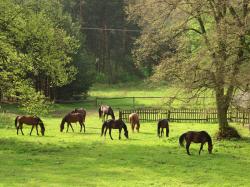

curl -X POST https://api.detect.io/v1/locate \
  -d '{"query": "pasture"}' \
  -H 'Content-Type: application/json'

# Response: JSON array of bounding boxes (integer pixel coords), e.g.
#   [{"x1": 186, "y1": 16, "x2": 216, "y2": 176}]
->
[{"x1": 0, "y1": 84, "x2": 250, "y2": 187}]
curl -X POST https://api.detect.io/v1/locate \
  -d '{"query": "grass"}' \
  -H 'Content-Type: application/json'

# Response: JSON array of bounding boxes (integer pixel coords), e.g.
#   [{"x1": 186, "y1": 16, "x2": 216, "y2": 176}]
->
[
  {"x1": 0, "y1": 83, "x2": 250, "y2": 186},
  {"x1": 0, "y1": 110, "x2": 250, "y2": 186}
]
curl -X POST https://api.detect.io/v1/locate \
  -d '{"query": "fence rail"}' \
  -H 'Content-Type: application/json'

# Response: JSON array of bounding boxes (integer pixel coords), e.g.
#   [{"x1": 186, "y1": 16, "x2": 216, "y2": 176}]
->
[{"x1": 119, "y1": 108, "x2": 250, "y2": 124}]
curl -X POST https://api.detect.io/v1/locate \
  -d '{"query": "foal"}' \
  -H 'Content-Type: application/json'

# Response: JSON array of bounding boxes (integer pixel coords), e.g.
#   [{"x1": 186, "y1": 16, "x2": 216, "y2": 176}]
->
[
  {"x1": 157, "y1": 119, "x2": 169, "y2": 138},
  {"x1": 179, "y1": 131, "x2": 213, "y2": 155}
]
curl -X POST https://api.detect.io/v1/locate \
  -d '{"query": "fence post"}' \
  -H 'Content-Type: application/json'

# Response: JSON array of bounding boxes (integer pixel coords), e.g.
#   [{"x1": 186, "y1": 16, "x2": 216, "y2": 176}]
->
[
  {"x1": 119, "y1": 110, "x2": 122, "y2": 120},
  {"x1": 133, "y1": 97, "x2": 135, "y2": 108},
  {"x1": 167, "y1": 110, "x2": 171, "y2": 121}
]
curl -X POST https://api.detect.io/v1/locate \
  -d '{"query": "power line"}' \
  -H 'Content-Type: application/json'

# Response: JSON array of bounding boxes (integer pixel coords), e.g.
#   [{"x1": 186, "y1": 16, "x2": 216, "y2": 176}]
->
[{"x1": 81, "y1": 27, "x2": 141, "y2": 33}]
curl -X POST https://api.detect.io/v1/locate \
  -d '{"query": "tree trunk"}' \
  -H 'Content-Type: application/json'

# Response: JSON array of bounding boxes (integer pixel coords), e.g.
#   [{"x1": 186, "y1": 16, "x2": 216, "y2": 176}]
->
[{"x1": 215, "y1": 88, "x2": 241, "y2": 139}]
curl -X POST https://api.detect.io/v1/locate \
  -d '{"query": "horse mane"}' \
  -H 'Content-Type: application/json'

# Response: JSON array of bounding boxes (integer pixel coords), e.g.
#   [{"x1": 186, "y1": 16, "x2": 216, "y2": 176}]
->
[{"x1": 109, "y1": 107, "x2": 115, "y2": 119}]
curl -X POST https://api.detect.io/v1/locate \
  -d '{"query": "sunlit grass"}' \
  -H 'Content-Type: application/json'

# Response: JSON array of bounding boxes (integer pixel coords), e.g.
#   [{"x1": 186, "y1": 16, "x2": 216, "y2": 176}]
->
[{"x1": 0, "y1": 110, "x2": 250, "y2": 187}]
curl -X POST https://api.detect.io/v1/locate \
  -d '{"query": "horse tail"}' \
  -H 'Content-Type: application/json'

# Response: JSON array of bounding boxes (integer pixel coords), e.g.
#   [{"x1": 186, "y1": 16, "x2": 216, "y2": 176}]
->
[
  {"x1": 179, "y1": 133, "x2": 187, "y2": 147},
  {"x1": 101, "y1": 121, "x2": 107, "y2": 136},
  {"x1": 157, "y1": 121, "x2": 161, "y2": 136},
  {"x1": 99, "y1": 107, "x2": 102, "y2": 119},
  {"x1": 60, "y1": 117, "x2": 66, "y2": 132},
  {"x1": 14, "y1": 116, "x2": 19, "y2": 128}
]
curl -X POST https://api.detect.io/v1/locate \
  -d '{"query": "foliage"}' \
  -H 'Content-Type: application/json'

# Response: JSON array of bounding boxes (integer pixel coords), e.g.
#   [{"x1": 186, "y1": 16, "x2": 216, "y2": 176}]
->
[{"x1": 128, "y1": 0, "x2": 250, "y2": 137}]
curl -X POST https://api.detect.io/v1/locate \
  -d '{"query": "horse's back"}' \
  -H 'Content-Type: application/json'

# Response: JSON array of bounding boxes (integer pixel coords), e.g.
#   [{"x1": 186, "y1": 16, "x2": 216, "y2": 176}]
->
[
  {"x1": 129, "y1": 113, "x2": 139, "y2": 122},
  {"x1": 66, "y1": 113, "x2": 83, "y2": 122},
  {"x1": 158, "y1": 119, "x2": 169, "y2": 126},
  {"x1": 17, "y1": 116, "x2": 40, "y2": 125},
  {"x1": 186, "y1": 131, "x2": 211, "y2": 143}
]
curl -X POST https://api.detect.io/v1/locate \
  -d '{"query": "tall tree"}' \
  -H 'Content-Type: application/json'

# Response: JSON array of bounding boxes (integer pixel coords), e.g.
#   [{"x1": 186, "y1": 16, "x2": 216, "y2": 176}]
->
[{"x1": 129, "y1": 0, "x2": 250, "y2": 138}]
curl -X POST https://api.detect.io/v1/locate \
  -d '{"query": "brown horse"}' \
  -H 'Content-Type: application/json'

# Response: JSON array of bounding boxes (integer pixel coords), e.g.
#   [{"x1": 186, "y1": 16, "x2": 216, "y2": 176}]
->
[
  {"x1": 60, "y1": 113, "x2": 85, "y2": 133},
  {"x1": 129, "y1": 113, "x2": 140, "y2": 132},
  {"x1": 71, "y1": 108, "x2": 86, "y2": 122},
  {"x1": 98, "y1": 105, "x2": 115, "y2": 121},
  {"x1": 15, "y1": 116, "x2": 45, "y2": 136},
  {"x1": 179, "y1": 131, "x2": 213, "y2": 155},
  {"x1": 157, "y1": 119, "x2": 169, "y2": 138},
  {"x1": 101, "y1": 119, "x2": 128, "y2": 140}
]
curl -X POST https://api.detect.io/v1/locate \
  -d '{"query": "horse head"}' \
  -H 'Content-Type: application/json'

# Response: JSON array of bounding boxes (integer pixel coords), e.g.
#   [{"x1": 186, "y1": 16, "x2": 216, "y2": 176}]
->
[
  {"x1": 36, "y1": 117, "x2": 45, "y2": 136},
  {"x1": 208, "y1": 144, "x2": 213, "y2": 154}
]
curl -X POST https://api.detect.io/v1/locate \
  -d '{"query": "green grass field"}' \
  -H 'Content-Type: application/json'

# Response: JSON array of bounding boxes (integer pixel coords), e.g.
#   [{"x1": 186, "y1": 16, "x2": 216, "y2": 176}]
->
[{"x1": 0, "y1": 84, "x2": 250, "y2": 186}]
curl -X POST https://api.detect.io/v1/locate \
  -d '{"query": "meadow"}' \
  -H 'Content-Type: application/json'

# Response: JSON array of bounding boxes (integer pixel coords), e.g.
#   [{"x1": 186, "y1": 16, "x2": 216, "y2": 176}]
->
[{"x1": 0, "y1": 84, "x2": 250, "y2": 187}]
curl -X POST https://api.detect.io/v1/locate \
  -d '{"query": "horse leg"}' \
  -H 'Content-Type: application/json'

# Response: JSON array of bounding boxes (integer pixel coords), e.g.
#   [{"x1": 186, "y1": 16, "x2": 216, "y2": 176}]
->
[
  {"x1": 83, "y1": 123, "x2": 85, "y2": 133},
  {"x1": 119, "y1": 128, "x2": 121, "y2": 140},
  {"x1": 186, "y1": 142, "x2": 191, "y2": 155},
  {"x1": 16, "y1": 125, "x2": 19, "y2": 135},
  {"x1": 80, "y1": 123, "x2": 82, "y2": 132},
  {"x1": 161, "y1": 128, "x2": 164, "y2": 137},
  {"x1": 166, "y1": 127, "x2": 169, "y2": 137},
  {"x1": 35, "y1": 125, "x2": 39, "y2": 136},
  {"x1": 104, "y1": 127, "x2": 108, "y2": 137},
  {"x1": 199, "y1": 143, "x2": 204, "y2": 155},
  {"x1": 30, "y1": 125, "x2": 35, "y2": 136},
  {"x1": 109, "y1": 127, "x2": 113, "y2": 140},
  {"x1": 20, "y1": 124, "x2": 24, "y2": 135},
  {"x1": 66, "y1": 123, "x2": 69, "y2": 132},
  {"x1": 136, "y1": 123, "x2": 140, "y2": 133},
  {"x1": 131, "y1": 123, "x2": 134, "y2": 132},
  {"x1": 69, "y1": 123, "x2": 74, "y2": 132}
]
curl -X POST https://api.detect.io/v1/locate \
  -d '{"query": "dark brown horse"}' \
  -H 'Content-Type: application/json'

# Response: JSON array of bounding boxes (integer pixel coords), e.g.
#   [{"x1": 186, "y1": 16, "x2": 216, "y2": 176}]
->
[
  {"x1": 129, "y1": 113, "x2": 140, "y2": 132},
  {"x1": 15, "y1": 116, "x2": 45, "y2": 136},
  {"x1": 157, "y1": 119, "x2": 169, "y2": 138},
  {"x1": 98, "y1": 105, "x2": 115, "y2": 121},
  {"x1": 71, "y1": 108, "x2": 86, "y2": 122},
  {"x1": 101, "y1": 119, "x2": 128, "y2": 140},
  {"x1": 60, "y1": 113, "x2": 85, "y2": 133},
  {"x1": 179, "y1": 131, "x2": 213, "y2": 155}
]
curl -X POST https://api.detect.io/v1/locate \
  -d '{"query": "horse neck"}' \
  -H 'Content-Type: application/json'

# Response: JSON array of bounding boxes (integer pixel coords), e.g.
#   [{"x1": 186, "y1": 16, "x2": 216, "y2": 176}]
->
[
  {"x1": 110, "y1": 109, "x2": 115, "y2": 119},
  {"x1": 206, "y1": 135, "x2": 212, "y2": 146},
  {"x1": 122, "y1": 122, "x2": 127, "y2": 132}
]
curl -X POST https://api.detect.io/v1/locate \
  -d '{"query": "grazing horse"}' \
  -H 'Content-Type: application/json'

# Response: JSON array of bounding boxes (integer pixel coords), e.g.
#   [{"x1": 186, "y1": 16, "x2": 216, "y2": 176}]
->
[
  {"x1": 157, "y1": 119, "x2": 169, "y2": 138},
  {"x1": 129, "y1": 113, "x2": 140, "y2": 132},
  {"x1": 98, "y1": 105, "x2": 115, "y2": 121},
  {"x1": 101, "y1": 119, "x2": 128, "y2": 140},
  {"x1": 15, "y1": 116, "x2": 45, "y2": 136},
  {"x1": 179, "y1": 131, "x2": 213, "y2": 155},
  {"x1": 71, "y1": 108, "x2": 86, "y2": 122},
  {"x1": 60, "y1": 113, "x2": 85, "y2": 133}
]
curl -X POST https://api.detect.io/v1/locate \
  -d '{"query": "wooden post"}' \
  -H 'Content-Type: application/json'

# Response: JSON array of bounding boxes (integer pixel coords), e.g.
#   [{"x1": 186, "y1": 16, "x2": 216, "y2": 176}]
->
[{"x1": 133, "y1": 97, "x2": 135, "y2": 108}]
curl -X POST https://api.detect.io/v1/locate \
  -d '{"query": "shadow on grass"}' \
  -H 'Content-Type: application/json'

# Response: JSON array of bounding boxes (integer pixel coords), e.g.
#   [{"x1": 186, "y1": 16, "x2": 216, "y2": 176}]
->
[{"x1": 0, "y1": 136, "x2": 249, "y2": 186}]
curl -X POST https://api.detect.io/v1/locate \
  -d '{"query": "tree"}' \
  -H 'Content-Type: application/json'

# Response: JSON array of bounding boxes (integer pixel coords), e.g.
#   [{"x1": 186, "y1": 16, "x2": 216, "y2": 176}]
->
[{"x1": 129, "y1": 0, "x2": 250, "y2": 138}]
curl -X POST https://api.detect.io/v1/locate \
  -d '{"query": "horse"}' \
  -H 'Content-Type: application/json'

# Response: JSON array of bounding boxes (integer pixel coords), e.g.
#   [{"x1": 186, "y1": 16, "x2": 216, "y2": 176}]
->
[
  {"x1": 101, "y1": 119, "x2": 128, "y2": 140},
  {"x1": 15, "y1": 116, "x2": 45, "y2": 136},
  {"x1": 129, "y1": 113, "x2": 140, "y2": 132},
  {"x1": 179, "y1": 131, "x2": 213, "y2": 155},
  {"x1": 60, "y1": 112, "x2": 85, "y2": 133},
  {"x1": 157, "y1": 119, "x2": 169, "y2": 138},
  {"x1": 71, "y1": 108, "x2": 86, "y2": 122},
  {"x1": 98, "y1": 105, "x2": 115, "y2": 121}
]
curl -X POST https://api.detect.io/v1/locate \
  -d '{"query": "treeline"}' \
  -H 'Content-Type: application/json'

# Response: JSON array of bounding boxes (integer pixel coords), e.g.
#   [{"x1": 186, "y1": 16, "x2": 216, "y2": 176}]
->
[
  {"x1": 61, "y1": 0, "x2": 141, "y2": 83},
  {"x1": 0, "y1": 0, "x2": 141, "y2": 108}
]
